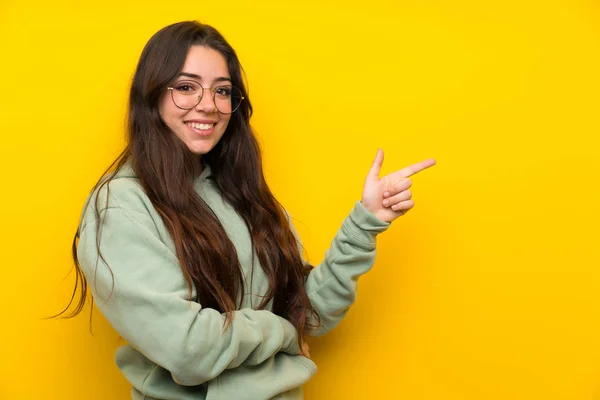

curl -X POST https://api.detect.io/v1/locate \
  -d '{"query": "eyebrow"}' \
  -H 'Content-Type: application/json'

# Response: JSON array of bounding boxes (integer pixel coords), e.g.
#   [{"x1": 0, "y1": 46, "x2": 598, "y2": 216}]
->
[{"x1": 178, "y1": 72, "x2": 232, "y2": 83}]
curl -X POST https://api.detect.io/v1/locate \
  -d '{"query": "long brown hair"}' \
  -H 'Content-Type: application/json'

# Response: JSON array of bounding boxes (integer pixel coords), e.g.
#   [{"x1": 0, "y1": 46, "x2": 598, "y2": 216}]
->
[{"x1": 58, "y1": 21, "x2": 319, "y2": 344}]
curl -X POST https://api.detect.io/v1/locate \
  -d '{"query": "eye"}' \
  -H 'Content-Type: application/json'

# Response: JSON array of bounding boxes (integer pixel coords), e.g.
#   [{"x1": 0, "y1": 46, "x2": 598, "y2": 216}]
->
[
  {"x1": 214, "y1": 86, "x2": 232, "y2": 97},
  {"x1": 173, "y1": 81, "x2": 199, "y2": 93}
]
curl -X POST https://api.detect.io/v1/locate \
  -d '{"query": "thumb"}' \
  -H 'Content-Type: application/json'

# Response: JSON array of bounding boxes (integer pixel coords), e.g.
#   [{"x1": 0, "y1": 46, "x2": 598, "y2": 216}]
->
[{"x1": 367, "y1": 148, "x2": 384, "y2": 180}]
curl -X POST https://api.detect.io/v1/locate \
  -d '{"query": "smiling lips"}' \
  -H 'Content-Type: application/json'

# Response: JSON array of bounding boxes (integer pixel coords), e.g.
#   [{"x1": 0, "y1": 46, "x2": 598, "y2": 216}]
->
[
  {"x1": 185, "y1": 121, "x2": 216, "y2": 135},
  {"x1": 186, "y1": 121, "x2": 215, "y2": 130}
]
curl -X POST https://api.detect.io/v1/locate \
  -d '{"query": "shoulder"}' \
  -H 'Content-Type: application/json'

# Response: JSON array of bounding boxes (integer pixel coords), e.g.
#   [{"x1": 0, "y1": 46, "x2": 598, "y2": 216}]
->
[
  {"x1": 98, "y1": 165, "x2": 149, "y2": 211},
  {"x1": 80, "y1": 164, "x2": 156, "y2": 228},
  {"x1": 101, "y1": 177, "x2": 149, "y2": 211}
]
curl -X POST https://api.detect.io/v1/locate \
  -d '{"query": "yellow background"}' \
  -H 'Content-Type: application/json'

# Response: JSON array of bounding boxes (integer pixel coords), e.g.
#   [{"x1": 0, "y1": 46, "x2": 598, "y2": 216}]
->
[{"x1": 1, "y1": 0, "x2": 599, "y2": 399}]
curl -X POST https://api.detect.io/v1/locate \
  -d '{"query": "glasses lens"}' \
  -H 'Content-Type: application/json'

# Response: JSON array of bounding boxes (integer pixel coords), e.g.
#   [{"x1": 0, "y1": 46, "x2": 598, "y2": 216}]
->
[
  {"x1": 214, "y1": 85, "x2": 243, "y2": 114},
  {"x1": 170, "y1": 82, "x2": 243, "y2": 113},
  {"x1": 171, "y1": 81, "x2": 202, "y2": 110}
]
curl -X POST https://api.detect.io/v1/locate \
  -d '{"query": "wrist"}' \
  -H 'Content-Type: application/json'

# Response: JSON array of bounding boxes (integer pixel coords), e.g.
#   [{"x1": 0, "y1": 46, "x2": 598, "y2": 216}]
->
[{"x1": 360, "y1": 201, "x2": 390, "y2": 224}]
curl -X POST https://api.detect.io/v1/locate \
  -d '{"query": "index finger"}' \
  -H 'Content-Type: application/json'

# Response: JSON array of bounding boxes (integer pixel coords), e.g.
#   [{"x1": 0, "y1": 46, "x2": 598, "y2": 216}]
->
[{"x1": 398, "y1": 158, "x2": 436, "y2": 178}]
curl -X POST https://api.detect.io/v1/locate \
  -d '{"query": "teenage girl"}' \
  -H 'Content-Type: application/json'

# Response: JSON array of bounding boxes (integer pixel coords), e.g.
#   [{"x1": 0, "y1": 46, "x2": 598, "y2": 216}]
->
[{"x1": 63, "y1": 20, "x2": 436, "y2": 400}]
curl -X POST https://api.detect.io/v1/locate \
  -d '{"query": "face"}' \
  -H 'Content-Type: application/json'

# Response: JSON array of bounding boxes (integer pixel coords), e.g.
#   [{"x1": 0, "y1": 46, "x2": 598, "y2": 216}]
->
[{"x1": 159, "y1": 45, "x2": 232, "y2": 156}]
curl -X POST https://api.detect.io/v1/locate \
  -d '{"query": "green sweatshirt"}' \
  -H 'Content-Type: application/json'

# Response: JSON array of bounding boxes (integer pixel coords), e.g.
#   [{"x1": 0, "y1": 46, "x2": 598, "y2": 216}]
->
[{"x1": 77, "y1": 163, "x2": 389, "y2": 400}]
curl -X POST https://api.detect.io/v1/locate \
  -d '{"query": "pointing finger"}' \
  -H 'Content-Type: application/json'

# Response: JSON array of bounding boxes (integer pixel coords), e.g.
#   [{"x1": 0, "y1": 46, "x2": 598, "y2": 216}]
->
[{"x1": 398, "y1": 158, "x2": 436, "y2": 178}]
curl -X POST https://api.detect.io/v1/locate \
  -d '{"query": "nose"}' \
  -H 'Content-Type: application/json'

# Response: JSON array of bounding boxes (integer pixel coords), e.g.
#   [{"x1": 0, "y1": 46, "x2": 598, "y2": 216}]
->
[{"x1": 195, "y1": 88, "x2": 216, "y2": 113}]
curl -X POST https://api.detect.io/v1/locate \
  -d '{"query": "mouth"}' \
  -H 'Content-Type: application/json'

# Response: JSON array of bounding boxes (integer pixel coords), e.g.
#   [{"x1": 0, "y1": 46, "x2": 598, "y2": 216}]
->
[{"x1": 185, "y1": 121, "x2": 216, "y2": 135}]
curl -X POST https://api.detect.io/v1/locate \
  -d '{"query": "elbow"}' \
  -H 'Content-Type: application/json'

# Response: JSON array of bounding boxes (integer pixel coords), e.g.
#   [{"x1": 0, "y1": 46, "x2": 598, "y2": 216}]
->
[
  {"x1": 166, "y1": 341, "x2": 220, "y2": 386},
  {"x1": 170, "y1": 359, "x2": 214, "y2": 386},
  {"x1": 168, "y1": 335, "x2": 241, "y2": 386},
  {"x1": 116, "y1": 344, "x2": 214, "y2": 387},
  {"x1": 171, "y1": 372, "x2": 208, "y2": 387},
  {"x1": 309, "y1": 309, "x2": 349, "y2": 337},
  {"x1": 309, "y1": 326, "x2": 329, "y2": 337}
]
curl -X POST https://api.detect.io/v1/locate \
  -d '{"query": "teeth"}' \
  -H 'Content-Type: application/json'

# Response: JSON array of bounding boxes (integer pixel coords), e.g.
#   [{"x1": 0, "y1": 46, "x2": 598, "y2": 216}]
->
[{"x1": 187, "y1": 122, "x2": 214, "y2": 130}]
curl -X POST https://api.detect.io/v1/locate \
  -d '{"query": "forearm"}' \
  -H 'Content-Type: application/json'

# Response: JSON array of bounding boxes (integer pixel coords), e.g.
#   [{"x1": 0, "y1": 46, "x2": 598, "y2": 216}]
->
[{"x1": 303, "y1": 201, "x2": 389, "y2": 336}]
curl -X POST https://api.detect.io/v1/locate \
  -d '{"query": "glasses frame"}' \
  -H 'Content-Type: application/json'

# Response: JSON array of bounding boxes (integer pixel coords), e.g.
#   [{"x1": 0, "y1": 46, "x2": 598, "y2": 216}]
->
[{"x1": 166, "y1": 81, "x2": 245, "y2": 114}]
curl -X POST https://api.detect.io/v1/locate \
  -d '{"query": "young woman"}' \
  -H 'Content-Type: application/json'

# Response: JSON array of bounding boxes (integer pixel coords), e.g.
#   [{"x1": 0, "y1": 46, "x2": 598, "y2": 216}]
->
[{"x1": 63, "y1": 20, "x2": 435, "y2": 400}]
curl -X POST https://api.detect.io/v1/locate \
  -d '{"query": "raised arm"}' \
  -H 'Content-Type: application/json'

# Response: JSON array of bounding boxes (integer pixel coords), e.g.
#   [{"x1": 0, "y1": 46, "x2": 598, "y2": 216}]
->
[{"x1": 303, "y1": 150, "x2": 436, "y2": 336}]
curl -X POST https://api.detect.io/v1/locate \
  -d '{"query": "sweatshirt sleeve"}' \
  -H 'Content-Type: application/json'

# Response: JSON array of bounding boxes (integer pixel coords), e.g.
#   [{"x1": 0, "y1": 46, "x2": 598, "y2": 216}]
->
[
  {"x1": 301, "y1": 201, "x2": 390, "y2": 336},
  {"x1": 77, "y1": 196, "x2": 301, "y2": 386}
]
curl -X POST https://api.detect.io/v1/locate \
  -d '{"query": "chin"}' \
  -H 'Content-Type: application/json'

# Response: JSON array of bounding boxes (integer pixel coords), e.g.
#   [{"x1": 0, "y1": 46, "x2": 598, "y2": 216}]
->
[
  {"x1": 189, "y1": 148, "x2": 212, "y2": 156},
  {"x1": 185, "y1": 141, "x2": 214, "y2": 155}
]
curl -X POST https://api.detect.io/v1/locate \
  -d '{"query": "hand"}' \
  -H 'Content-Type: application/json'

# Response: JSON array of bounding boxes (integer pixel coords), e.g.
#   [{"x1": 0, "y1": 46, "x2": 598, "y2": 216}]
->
[
  {"x1": 300, "y1": 339, "x2": 311, "y2": 359},
  {"x1": 362, "y1": 149, "x2": 436, "y2": 223}
]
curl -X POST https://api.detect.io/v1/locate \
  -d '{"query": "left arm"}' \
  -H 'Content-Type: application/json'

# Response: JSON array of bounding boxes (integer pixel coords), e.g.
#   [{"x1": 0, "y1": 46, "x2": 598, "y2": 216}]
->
[
  {"x1": 303, "y1": 201, "x2": 388, "y2": 336},
  {"x1": 302, "y1": 149, "x2": 436, "y2": 336}
]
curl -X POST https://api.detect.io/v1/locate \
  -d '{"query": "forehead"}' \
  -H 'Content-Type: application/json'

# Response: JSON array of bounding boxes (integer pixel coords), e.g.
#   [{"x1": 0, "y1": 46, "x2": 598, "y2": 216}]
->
[{"x1": 180, "y1": 45, "x2": 230, "y2": 79}]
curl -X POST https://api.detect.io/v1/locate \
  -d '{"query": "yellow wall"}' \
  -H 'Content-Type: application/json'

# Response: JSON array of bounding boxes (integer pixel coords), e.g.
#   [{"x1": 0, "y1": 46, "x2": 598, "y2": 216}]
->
[{"x1": 1, "y1": 0, "x2": 599, "y2": 399}]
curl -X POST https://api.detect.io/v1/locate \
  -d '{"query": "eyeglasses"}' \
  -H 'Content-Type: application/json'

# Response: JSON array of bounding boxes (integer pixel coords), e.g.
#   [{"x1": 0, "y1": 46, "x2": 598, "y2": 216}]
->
[{"x1": 166, "y1": 80, "x2": 244, "y2": 114}]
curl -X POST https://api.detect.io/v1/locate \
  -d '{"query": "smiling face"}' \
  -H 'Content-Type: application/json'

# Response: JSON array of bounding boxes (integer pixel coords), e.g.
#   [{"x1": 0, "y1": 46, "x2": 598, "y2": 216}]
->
[{"x1": 159, "y1": 45, "x2": 232, "y2": 156}]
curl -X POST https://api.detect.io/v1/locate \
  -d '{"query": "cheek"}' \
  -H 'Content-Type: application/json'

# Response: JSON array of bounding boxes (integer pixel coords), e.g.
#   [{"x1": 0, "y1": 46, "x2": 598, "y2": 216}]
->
[
  {"x1": 158, "y1": 95, "x2": 169, "y2": 122},
  {"x1": 220, "y1": 114, "x2": 232, "y2": 129},
  {"x1": 158, "y1": 94, "x2": 183, "y2": 126}
]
